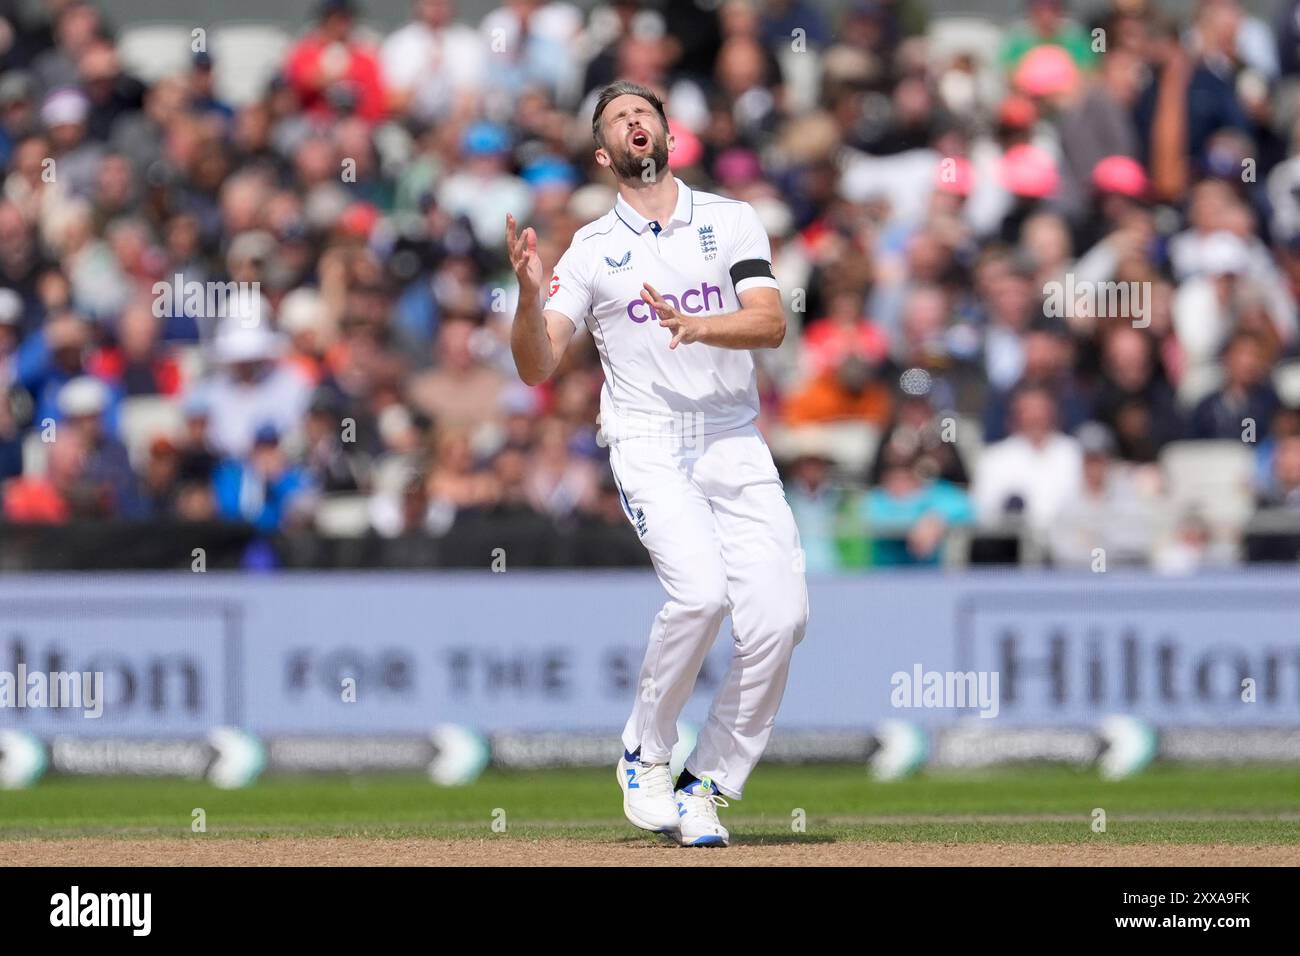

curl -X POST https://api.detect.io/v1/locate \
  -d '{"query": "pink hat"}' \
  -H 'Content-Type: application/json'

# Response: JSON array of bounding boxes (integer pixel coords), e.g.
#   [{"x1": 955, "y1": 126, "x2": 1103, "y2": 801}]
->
[
  {"x1": 999, "y1": 144, "x2": 1059, "y2": 199},
  {"x1": 1091, "y1": 155, "x2": 1148, "y2": 199},
  {"x1": 1013, "y1": 45, "x2": 1079, "y2": 98},
  {"x1": 934, "y1": 156, "x2": 973, "y2": 197},
  {"x1": 998, "y1": 94, "x2": 1037, "y2": 129},
  {"x1": 338, "y1": 202, "x2": 379, "y2": 239},
  {"x1": 668, "y1": 120, "x2": 703, "y2": 169}
]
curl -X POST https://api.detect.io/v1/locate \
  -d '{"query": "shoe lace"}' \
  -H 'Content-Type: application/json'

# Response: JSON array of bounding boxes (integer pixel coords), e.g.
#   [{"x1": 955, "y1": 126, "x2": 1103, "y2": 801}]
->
[
  {"x1": 681, "y1": 786, "x2": 729, "y2": 821},
  {"x1": 636, "y1": 761, "x2": 675, "y2": 799}
]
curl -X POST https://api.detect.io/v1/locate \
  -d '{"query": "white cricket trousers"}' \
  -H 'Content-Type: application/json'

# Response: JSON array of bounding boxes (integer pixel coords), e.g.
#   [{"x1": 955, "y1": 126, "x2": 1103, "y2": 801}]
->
[{"x1": 609, "y1": 422, "x2": 809, "y2": 798}]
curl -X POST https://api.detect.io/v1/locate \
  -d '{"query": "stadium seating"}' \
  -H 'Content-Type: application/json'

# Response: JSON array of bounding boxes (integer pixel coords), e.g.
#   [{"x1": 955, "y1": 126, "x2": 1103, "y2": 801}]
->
[{"x1": 117, "y1": 25, "x2": 193, "y2": 83}]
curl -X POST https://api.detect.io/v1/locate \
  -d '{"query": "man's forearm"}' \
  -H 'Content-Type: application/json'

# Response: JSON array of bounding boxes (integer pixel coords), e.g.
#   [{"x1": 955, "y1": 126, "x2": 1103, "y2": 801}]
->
[
  {"x1": 693, "y1": 306, "x2": 786, "y2": 350},
  {"x1": 510, "y1": 293, "x2": 555, "y2": 385}
]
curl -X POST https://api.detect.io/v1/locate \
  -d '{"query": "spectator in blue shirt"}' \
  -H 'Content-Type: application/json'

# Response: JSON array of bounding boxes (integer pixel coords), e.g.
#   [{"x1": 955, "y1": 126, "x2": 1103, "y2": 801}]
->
[
  {"x1": 864, "y1": 443, "x2": 975, "y2": 566},
  {"x1": 213, "y1": 423, "x2": 314, "y2": 533}
]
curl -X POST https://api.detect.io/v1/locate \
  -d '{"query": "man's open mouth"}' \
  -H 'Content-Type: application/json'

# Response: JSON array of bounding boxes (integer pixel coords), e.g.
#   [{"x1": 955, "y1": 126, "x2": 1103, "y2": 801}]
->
[{"x1": 629, "y1": 130, "x2": 650, "y2": 149}]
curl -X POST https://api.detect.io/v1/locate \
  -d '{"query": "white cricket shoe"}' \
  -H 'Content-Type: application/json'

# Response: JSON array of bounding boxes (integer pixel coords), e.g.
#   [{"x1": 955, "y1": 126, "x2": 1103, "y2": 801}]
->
[
  {"x1": 674, "y1": 777, "x2": 730, "y2": 847},
  {"x1": 617, "y1": 751, "x2": 679, "y2": 833}
]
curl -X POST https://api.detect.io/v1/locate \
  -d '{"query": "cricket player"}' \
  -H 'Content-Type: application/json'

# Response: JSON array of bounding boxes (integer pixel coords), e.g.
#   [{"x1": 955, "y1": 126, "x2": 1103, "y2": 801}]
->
[{"x1": 507, "y1": 81, "x2": 809, "y2": 847}]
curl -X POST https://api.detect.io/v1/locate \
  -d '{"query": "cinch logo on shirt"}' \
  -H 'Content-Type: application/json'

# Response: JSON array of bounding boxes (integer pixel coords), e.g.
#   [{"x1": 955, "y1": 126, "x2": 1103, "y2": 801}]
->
[{"x1": 625, "y1": 281, "x2": 724, "y2": 323}]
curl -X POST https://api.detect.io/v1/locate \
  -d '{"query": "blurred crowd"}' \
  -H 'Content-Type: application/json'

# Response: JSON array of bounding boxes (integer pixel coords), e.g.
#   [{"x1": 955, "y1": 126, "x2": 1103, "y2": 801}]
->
[{"x1": 1, "y1": 0, "x2": 1300, "y2": 570}]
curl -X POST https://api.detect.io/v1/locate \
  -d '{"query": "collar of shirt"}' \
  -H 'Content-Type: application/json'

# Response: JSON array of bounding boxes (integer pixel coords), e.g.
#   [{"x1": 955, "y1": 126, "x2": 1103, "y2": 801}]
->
[{"x1": 613, "y1": 180, "x2": 693, "y2": 235}]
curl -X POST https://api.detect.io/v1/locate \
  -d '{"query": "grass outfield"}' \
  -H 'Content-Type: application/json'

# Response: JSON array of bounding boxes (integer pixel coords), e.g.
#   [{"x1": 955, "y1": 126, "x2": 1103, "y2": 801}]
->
[{"x1": 3, "y1": 764, "x2": 1299, "y2": 845}]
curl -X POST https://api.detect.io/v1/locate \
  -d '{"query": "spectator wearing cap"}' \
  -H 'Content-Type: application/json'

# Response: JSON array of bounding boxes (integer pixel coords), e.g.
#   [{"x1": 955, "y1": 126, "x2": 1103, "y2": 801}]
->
[
  {"x1": 1189, "y1": 329, "x2": 1281, "y2": 440},
  {"x1": 996, "y1": 143, "x2": 1060, "y2": 245},
  {"x1": 213, "y1": 422, "x2": 314, "y2": 533},
  {"x1": 57, "y1": 374, "x2": 144, "y2": 518},
  {"x1": 971, "y1": 383, "x2": 1083, "y2": 535},
  {"x1": 1012, "y1": 42, "x2": 1080, "y2": 103},
  {"x1": 40, "y1": 85, "x2": 102, "y2": 198},
  {"x1": 1000, "y1": 0, "x2": 1096, "y2": 72},
  {"x1": 1072, "y1": 154, "x2": 1150, "y2": 254},
  {"x1": 198, "y1": 322, "x2": 312, "y2": 458},
  {"x1": 1048, "y1": 421, "x2": 1157, "y2": 568},
  {"x1": 16, "y1": 310, "x2": 120, "y2": 432},
  {"x1": 1171, "y1": 228, "x2": 1256, "y2": 370},
  {"x1": 187, "y1": 50, "x2": 234, "y2": 126},
  {"x1": 284, "y1": 0, "x2": 388, "y2": 123},
  {"x1": 435, "y1": 121, "x2": 530, "y2": 248},
  {"x1": 522, "y1": 156, "x2": 578, "y2": 225},
  {"x1": 1171, "y1": 180, "x2": 1293, "y2": 287},
  {"x1": 1169, "y1": 188, "x2": 1298, "y2": 357},
  {"x1": 381, "y1": 0, "x2": 487, "y2": 124},
  {"x1": 862, "y1": 440, "x2": 974, "y2": 567}
]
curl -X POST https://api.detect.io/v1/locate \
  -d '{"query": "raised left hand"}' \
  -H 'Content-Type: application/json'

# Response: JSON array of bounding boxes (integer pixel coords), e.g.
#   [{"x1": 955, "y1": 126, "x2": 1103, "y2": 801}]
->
[{"x1": 641, "y1": 282, "x2": 703, "y2": 349}]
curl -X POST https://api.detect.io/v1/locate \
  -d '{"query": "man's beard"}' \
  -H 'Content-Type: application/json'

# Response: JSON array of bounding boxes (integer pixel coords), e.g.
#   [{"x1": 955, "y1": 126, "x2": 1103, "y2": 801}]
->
[{"x1": 609, "y1": 134, "x2": 670, "y2": 184}]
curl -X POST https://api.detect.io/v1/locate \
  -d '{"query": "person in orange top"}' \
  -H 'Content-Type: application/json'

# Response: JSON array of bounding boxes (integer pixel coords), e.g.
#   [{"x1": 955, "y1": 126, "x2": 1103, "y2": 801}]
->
[{"x1": 783, "y1": 289, "x2": 892, "y2": 426}]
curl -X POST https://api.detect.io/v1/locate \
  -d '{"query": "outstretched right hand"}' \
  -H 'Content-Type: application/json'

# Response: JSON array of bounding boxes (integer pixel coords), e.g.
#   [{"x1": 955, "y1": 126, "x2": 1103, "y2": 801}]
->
[{"x1": 506, "y1": 213, "x2": 544, "y2": 302}]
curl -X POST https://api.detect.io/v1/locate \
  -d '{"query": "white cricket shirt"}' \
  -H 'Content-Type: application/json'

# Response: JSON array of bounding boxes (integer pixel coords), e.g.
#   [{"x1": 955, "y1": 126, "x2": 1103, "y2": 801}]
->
[{"x1": 543, "y1": 180, "x2": 780, "y2": 444}]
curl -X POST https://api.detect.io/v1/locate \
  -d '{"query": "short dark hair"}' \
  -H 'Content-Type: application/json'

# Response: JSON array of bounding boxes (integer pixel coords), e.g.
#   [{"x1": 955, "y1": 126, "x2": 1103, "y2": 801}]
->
[{"x1": 591, "y1": 81, "x2": 668, "y2": 147}]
